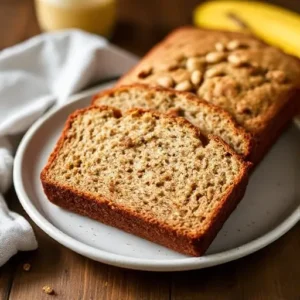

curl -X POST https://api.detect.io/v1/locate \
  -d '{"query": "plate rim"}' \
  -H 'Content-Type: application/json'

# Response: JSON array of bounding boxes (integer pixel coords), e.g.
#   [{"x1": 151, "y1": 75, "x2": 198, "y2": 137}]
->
[{"x1": 13, "y1": 83, "x2": 300, "y2": 271}]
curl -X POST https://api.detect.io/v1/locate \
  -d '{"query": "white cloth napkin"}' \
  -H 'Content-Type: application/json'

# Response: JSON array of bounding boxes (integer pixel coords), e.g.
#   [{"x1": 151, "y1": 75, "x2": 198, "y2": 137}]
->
[{"x1": 0, "y1": 29, "x2": 138, "y2": 266}]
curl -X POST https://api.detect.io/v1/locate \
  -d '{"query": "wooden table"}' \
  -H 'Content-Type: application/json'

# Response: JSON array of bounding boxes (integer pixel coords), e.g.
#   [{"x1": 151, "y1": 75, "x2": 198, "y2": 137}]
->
[{"x1": 1, "y1": 0, "x2": 300, "y2": 299}]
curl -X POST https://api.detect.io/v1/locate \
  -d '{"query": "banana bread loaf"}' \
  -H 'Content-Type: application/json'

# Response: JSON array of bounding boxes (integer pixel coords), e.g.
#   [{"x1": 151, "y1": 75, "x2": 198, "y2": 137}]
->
[
  {"x1": 92, "y1": 84, "x2": 253, "y2": 158},
  {"x1": 117, "y1": 27, "x2": 300, "y2": 163},
  {"x1": 41, "y1": 106, "x2": 251, "y2": 256}
]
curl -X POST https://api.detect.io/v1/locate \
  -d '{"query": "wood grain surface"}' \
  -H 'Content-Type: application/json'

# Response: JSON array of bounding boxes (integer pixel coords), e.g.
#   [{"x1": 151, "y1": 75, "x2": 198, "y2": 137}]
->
[{"x1": 0, "y1": 0, "x2": 299, "y2": 299}]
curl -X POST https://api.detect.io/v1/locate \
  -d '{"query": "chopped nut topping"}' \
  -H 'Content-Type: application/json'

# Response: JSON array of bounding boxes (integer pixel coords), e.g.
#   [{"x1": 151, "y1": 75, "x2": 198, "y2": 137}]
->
[
  {"x1": 205, "y1": 52, "x2": 226, "y2": 63},
  {"x1": 205, "y1": 66, "x2": 226, "y2": 78},
  {"x1": 186, "y1": 57, "x2": 203, "y2": 71},
  {"x1": 42, "y1": 286, "x2": 54, "y2": 295},
  {"x1": 213, "y1": 79, "x2": 239, "y2": 98},
  {"x1": 266, "y1": 70, "x2": 286, "y2": 83},
  {"x1": 227, "y1": 53, "x2": 248, "y2": 67},
  {"x1": 226, "y1": 40, "x2": 242, "y2": 50},
  {"x1": 190, "y1": 70, "x2": 203, "y2": 86},
  {"x1": 172, "y1": 68, "x2": 190, "y2": 83},
  {"x1": 249, "y1": 76, "x2": 265, "y2": 86},
  {"x1": 175, "y1": 80, "x2": 192, "y2": 92},
  {"x1": 156, "y1": 76, "x2": 174, "y2": 88},
  {"x1": 215, "y1": 42, "x2": 225, "y2": 52}
]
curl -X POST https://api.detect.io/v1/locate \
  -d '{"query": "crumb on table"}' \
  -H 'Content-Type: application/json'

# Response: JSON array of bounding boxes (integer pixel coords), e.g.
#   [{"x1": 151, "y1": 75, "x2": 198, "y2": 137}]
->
[
  {"x1": 23, "y1": 263, "x2": 31, "y2": 272},
  {"x1": 42, "y1": 286, "x2": 55, "y2": 295}
]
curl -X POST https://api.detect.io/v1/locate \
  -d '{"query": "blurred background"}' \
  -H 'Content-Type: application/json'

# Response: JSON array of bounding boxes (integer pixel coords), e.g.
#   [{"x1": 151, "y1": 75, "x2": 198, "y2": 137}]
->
[{"x1": 0, "y1": 0, "x2": 299, "y2": 56}]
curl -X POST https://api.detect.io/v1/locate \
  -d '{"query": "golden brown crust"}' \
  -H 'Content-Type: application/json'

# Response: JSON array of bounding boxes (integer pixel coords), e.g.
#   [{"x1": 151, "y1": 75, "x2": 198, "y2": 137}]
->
[
  {"x1": 92, "y1": 84, "x2": 254, "y2": 160},
  {"x1": 41, "y1": 169, "x2": 249, "y2": 256},
  {"x1": 116, "y1": 26, "x2": 300, "y2": 164},
  {"x1": 41, "y1": 106, "x2": 251, "y2": 256}
]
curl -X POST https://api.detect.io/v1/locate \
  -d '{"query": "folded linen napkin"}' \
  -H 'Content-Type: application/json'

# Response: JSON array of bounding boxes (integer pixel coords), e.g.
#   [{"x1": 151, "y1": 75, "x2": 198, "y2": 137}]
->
[{"x1": 0, "y1": 29, "x2": 138, "y2": 266}]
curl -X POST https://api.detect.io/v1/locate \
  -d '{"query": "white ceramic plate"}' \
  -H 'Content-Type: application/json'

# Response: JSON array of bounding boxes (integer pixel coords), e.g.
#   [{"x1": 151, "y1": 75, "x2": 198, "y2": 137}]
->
[{"x1": 14, "y1": 81, "x2": 300, "y2": 271}]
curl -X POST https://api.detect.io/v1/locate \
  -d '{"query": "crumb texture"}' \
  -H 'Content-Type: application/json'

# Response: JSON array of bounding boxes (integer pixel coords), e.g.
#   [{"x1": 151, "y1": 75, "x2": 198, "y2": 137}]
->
[
  {"x1": 94, "y1": 85, "x2": 250, "y2": 157},
  {"x1": 45, "y1": 107, "x2": 245, "y2": 236},
  {"x1": 118, "y1": 27, "x2": 300, "y2": 135}
]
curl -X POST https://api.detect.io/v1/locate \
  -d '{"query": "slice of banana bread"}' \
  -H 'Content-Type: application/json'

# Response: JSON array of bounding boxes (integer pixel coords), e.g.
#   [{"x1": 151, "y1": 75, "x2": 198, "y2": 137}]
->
[
  {"x1": 41, "y1": 106, "x2": 251, "y2": 256},
  {"x1": 117, "y1": 27, "x2": 300, "y2": 163},
  {"x1": 92, "y1": 84, "x2": 253, "y2": 159}
]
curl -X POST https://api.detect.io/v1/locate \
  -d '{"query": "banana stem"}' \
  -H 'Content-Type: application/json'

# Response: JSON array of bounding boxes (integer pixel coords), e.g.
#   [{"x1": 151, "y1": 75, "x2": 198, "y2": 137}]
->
[{"x1": 227, "y1": 12, "x2": 252, "y2": 33}]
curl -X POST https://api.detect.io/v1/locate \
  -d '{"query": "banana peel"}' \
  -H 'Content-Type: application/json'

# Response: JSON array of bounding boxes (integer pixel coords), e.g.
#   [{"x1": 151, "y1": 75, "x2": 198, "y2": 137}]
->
[{"x1": 193, "y1": 1, "x2": 300, "y2": 58}]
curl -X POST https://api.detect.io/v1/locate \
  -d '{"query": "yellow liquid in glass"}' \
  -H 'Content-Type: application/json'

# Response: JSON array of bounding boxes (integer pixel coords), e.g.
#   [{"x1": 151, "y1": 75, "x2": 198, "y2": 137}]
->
[{"x1": 35, "y1": 0, "x2": 116, "y2": 37}]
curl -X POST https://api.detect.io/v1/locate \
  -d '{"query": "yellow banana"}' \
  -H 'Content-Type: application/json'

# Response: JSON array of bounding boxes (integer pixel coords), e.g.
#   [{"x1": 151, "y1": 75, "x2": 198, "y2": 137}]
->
[{"x1": 193, "y1": 1, "x2": 300, "y2": 58}]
